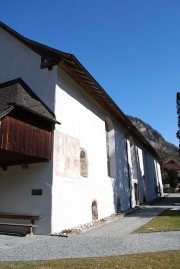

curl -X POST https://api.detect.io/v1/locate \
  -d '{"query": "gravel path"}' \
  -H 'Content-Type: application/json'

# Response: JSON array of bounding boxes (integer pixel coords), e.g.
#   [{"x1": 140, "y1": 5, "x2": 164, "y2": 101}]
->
[{"x1": 0, "y1": 194, "x2": 180, "y2": 261}]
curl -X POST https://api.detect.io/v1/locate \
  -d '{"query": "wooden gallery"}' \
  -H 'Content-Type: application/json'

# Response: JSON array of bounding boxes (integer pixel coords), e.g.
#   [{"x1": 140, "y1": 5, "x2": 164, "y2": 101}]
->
[{"x1": 0, "y1": 22, "x2": 163, "y2": 235}]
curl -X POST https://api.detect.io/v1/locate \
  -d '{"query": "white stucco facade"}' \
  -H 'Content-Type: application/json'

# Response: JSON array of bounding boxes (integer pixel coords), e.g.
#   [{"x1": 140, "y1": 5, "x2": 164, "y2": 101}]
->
[
  {"x1": 0, "y1": 27, "x2": 56, "y2": 110},
  {"x1": 0, "y1": 24, "x2": 163, "y2": 235},
  {"x1": 51, "y1": 68, "x2": 116, "y2": 232}
]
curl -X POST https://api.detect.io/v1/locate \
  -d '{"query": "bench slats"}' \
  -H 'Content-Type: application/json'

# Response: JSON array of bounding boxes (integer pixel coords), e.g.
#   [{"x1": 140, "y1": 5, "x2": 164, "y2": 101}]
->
[
  {"x1": 0, "y1": 214, "x2": 40, "y2": 220},
  {"x1": 0, "y1": 214, "x2": 40, "y2": 235},
  {"x1": 0, "y1": 223, "x2": 37, "y2": 227}
]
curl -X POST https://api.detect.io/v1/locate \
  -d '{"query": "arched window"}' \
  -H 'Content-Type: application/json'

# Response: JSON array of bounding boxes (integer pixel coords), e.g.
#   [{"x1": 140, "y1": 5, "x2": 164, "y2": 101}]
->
[
  {"x1": 80, "y1": 148, "x2": 88, "y2": 177},
  {"x1": 92, "y1": 200, "x2": 98, "y2": 220}
]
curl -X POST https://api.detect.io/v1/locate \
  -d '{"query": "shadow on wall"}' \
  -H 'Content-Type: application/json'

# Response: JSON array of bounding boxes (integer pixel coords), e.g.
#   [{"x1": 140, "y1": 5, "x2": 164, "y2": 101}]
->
[{"x1": 112, "y1": 134, "x2": 131, "y2": 213}]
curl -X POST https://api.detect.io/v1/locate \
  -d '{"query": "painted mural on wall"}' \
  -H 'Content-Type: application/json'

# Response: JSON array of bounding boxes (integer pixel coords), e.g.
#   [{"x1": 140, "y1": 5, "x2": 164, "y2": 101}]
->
[{"x1": 55, "y1": 130, "x2": 80, "y2": 178}]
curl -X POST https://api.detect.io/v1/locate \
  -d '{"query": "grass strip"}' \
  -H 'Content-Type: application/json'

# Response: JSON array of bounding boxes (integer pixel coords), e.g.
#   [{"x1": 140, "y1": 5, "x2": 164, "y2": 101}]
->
[
  {"x1": 134, "y1": 208, "x2": 180, "y2": 233},
  {"x1": 0, "y1": 250, "x2": 180, "y2": 269}
]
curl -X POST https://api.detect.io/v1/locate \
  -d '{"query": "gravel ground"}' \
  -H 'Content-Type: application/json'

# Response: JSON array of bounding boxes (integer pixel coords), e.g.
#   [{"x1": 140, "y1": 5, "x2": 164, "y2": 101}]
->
[{"x1": 0, "y1": 194, "x2": 179, "y2": 261}]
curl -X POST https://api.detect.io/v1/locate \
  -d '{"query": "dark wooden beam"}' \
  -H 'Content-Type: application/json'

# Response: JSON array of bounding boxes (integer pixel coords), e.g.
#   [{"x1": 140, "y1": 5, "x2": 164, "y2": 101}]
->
[{"x1": 41, "y1": 56, "x2": 59, "y2": 70}]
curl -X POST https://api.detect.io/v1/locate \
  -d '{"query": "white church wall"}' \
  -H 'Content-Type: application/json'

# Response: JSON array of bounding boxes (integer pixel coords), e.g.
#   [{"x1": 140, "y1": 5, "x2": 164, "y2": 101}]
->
[
  {"x1": 126, "y1": 139, "x2": 134, "y2": 208},
  {"x1": 136, "y1": 146, "x2": 146, "y2": 204},
  {"x1": 51, "y1": 68, "x2": 116, "y2": 233},
  {"x1": 0, "y1": 27, "x2": 56, "y2": 111},
  {"x1": 0, "y1": 163, "x2": 53, "y2": 234},
  {"x1": 0, "y1": 27, "x2": 57, "y2": 234},
  {"x1": 114, "y1": 128, "x2": 130, "y2": 211},
  {"x1": 105, "y1": 116, "x2": 117, "y2": 179},
  {"x1": 125, "y1": 138, "x2": 160, "y2": 207},
  {"x1": 154, "y1": 160, "x2": 164, "y2": 196},
  {"x1": 126, "y1": 137, "x2": 139, "y2": 208},
  {"x1": 143, "y1": 150, "x2": 157, "y2": 201}
]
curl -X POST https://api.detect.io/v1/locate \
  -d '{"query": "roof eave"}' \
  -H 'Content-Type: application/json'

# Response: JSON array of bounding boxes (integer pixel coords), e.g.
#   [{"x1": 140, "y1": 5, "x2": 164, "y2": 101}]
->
[{"x1": 10, "y1": 103, "x2": 60, "y2": 124}]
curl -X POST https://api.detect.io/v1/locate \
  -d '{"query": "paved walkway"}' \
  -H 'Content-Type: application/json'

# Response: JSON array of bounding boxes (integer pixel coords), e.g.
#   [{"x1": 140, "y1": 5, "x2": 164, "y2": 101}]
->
[{"x1": 0, "y1": 194, "x2": 179, "y2": 261}]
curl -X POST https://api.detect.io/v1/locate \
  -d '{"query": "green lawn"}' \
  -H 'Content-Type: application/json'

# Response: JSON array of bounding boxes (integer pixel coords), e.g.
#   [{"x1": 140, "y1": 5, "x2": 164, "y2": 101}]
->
[
  {"x1": 134, "y1": 208, "x2": 180, "y2": 233},
  {"x1": 0, "y1": 251, "x2": 180, "y2": 269}
]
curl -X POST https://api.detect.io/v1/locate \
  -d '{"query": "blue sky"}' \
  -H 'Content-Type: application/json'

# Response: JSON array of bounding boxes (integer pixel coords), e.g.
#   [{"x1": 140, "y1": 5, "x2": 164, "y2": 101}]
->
[{"x1": 1, "y1": 0, "x2": 180, "y2": 146}]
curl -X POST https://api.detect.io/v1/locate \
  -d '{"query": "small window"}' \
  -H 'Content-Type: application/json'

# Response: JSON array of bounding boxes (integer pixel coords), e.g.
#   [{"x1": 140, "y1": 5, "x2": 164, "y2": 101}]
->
[
  {"x1": 80, "y1": 148, "x2": 88, "y2": 177},
  {"x1": 92, "y1": 200, "x2": 98, "y2": 220},
  {"x1": 31, "y1": 189, "x2": 43, "y2": 196}
]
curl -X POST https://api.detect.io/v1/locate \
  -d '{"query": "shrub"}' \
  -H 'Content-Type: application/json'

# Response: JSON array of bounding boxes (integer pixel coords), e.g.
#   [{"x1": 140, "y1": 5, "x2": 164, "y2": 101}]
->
[{"x1": 168, "y1": 169, "x2": 178, "y2": 188}]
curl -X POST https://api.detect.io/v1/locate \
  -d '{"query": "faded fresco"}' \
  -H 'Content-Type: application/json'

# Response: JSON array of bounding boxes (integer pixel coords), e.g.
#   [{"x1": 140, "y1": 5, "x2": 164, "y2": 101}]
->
[{"x1": 55, "y1": 131, "x2": 80, "y2": 178}]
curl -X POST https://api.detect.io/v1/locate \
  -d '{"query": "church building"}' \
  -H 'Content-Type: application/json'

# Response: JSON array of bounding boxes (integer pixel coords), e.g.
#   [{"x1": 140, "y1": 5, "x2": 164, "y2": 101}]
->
[{"x1": 0, "y1": 22, "x2": 163, "y2": 235}]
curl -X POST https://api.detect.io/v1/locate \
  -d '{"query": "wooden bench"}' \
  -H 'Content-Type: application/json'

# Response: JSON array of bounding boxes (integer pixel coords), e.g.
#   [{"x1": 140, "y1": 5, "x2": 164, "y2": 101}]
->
[{"x1": 0, "y1": 214, "x2": 41, "y2": 235}]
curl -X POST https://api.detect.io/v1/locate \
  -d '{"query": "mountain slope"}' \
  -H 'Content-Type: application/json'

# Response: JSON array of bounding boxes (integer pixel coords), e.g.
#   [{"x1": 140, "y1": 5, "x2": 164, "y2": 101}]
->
[{"x1": 128, "y1": 115, "x2": 179, "y2": 163}]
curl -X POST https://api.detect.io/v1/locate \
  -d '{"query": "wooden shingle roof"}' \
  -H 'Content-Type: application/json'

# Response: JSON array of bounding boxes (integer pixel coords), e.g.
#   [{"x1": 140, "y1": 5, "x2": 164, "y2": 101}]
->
[{"x1": 0, "y1": 78, "x2": 58, "y2": 123}]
